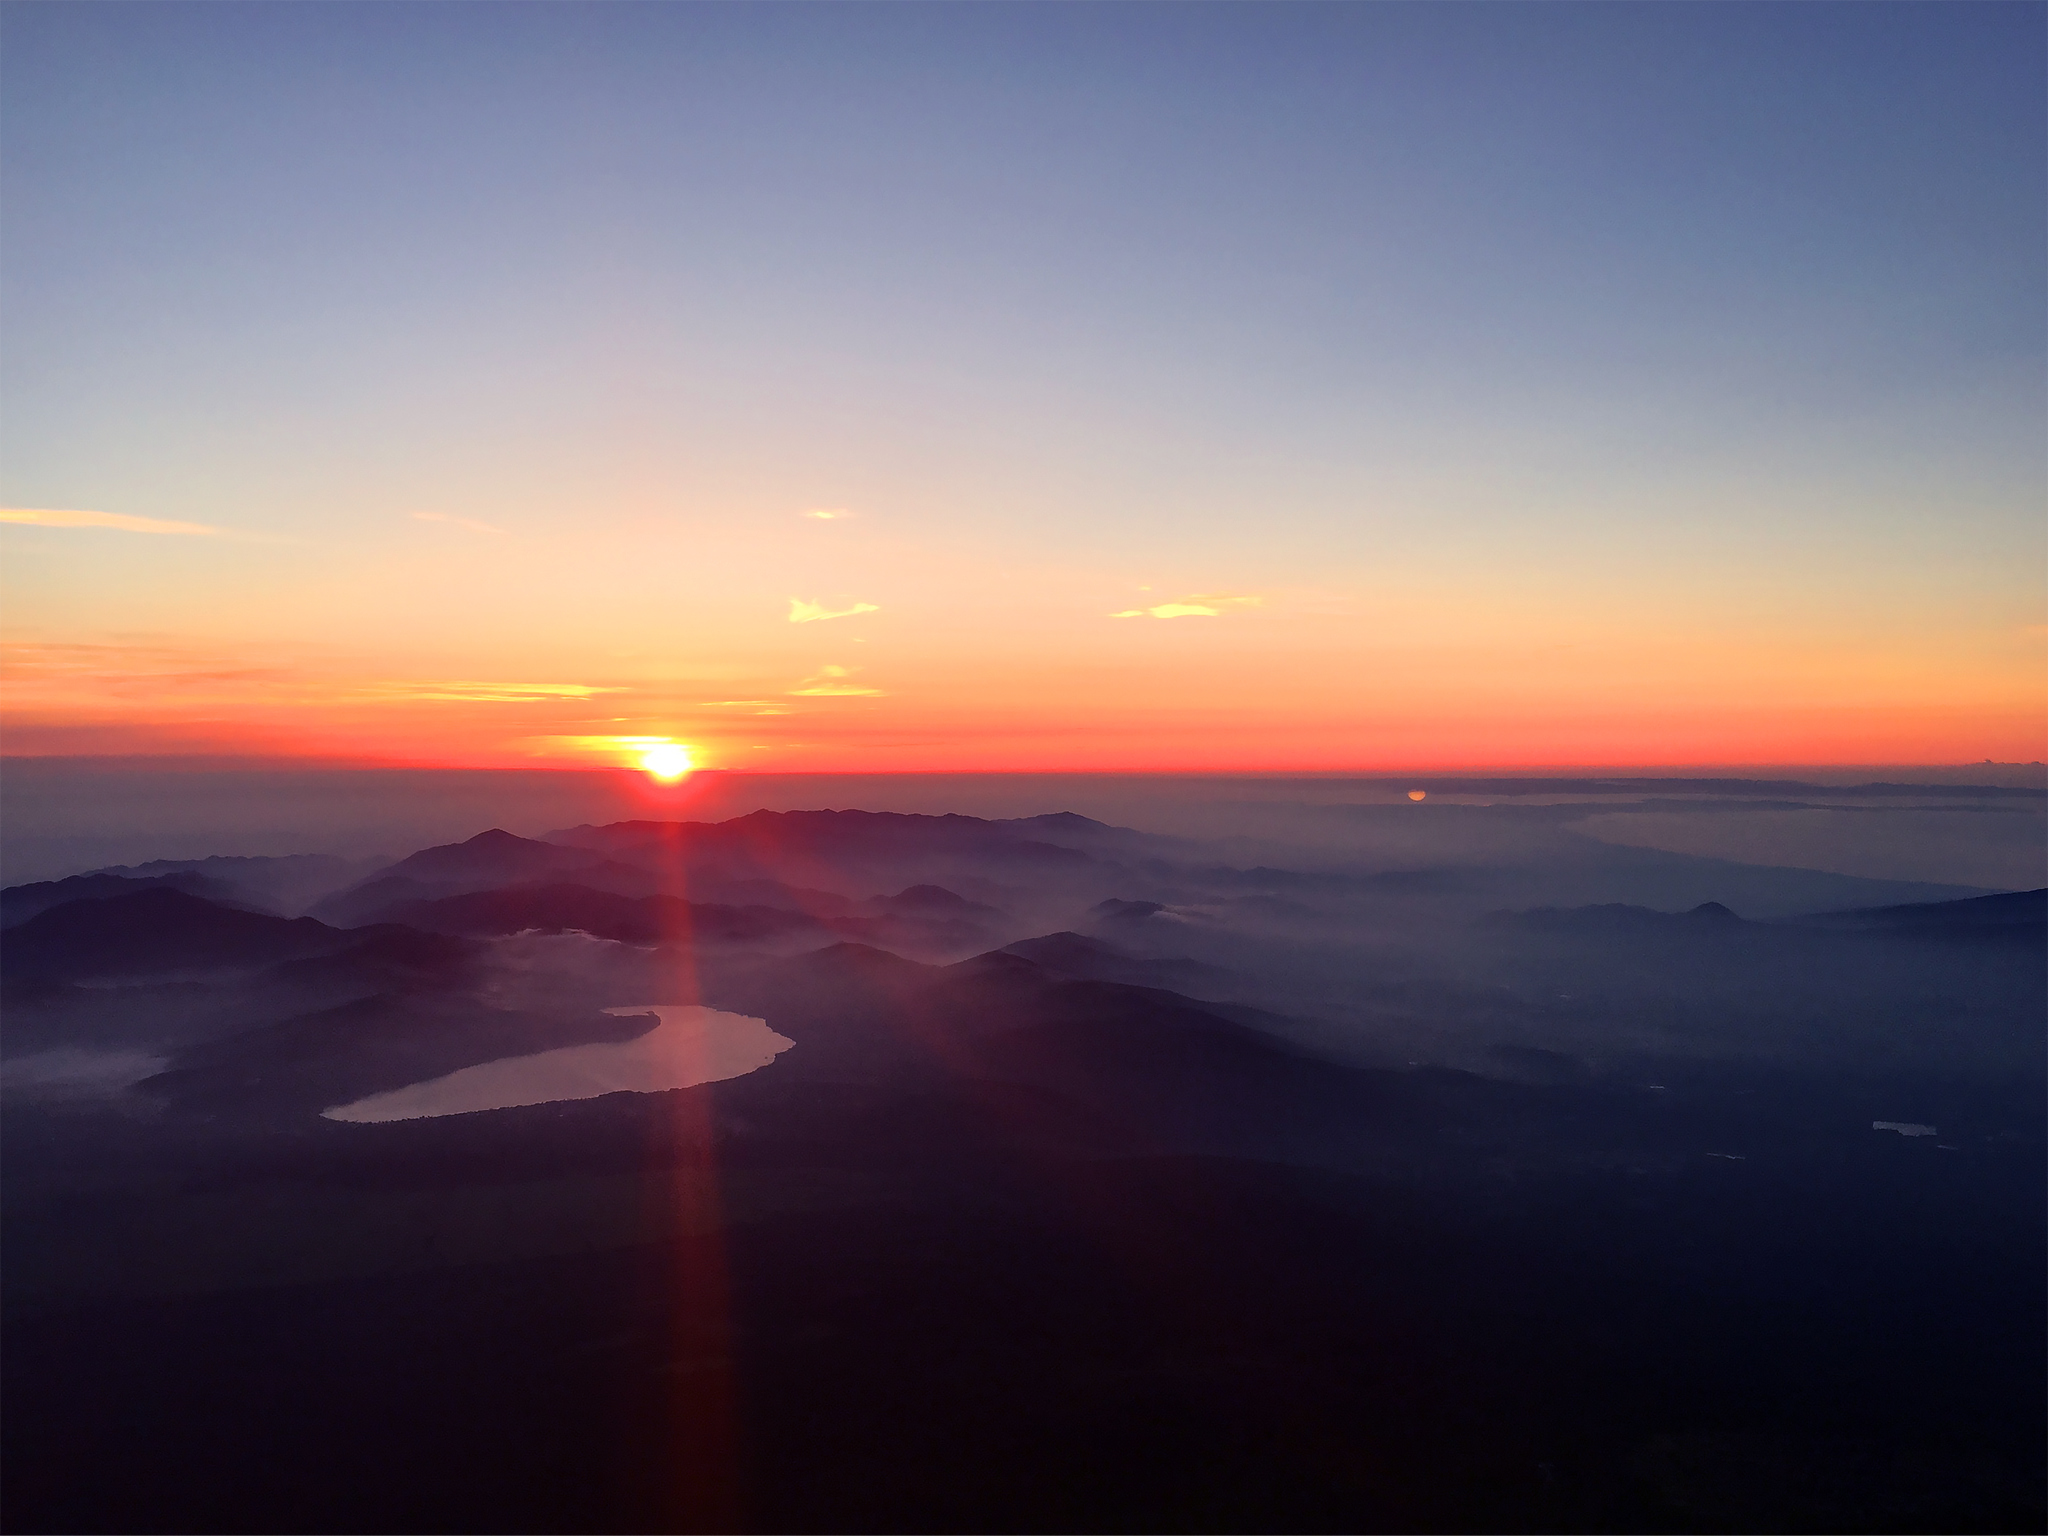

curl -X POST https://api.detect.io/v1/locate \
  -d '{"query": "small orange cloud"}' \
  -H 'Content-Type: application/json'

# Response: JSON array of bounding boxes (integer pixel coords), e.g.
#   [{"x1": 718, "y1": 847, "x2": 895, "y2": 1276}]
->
[
  {"x1": 1110, "y1": 593, "x2": 1263, "y2": 619},
  {"x1": 789, "y1": 597, "x2": 880, "y2": 623},
  {"x1": 1, "y1": 507, "x2": 222, "y2": 536},
  {"x1": 801, "y1": 508, "x2": 853, "y2": 520}
]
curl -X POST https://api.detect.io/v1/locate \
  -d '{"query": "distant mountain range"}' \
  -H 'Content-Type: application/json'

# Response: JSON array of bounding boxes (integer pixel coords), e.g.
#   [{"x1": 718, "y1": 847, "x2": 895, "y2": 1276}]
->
[{"x1": 3, "y1": 805, "x2": 2038, "y2": 1127}]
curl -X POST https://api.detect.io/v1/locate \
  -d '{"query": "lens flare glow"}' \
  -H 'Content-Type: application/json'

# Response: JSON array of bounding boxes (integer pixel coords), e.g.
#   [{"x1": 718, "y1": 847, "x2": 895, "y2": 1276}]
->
[{"x1": 640, "y1": 743, "x2": 693, "y2": 781}]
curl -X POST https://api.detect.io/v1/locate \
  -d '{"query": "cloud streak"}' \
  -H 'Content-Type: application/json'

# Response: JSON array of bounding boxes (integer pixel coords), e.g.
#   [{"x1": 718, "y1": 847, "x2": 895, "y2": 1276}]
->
[
  {"x1": 789, "y1": 664, "x2": 885, "y2": 697},
  {"x1": 1110, "y1": 593, "x2": 1263, "y2": 619},
  {"x1": 359, "y1": 681, "x2": 622, "y2": 703},
  {"x1": 789, "y1": 598, "x2": 881, "y2": 623},
  {"x1": 801, "y1": 508, "x2": 853, "y2": 520},
  {"x1": 0, "y1": 640, "x2": 299, "y2": 696},
  {"x1": 1, "y1": 508, "x2": 222, "y2": 537}
]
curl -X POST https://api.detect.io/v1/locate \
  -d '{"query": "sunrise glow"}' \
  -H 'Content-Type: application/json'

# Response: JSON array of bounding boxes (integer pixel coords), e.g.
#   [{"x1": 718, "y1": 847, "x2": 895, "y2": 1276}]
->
[
  {"x1": 0, "y1": 6, "x2": 2038, "y2": 775},
  {"x1": 640, "y1": 743, "x2": 693, "y2": 782}
]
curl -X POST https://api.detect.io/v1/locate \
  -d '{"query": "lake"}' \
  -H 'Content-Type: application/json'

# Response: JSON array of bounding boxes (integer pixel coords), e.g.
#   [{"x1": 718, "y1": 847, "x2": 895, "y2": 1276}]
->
[{"x1": 323, "y1": 1004, "x2": 794, "y2": 1123}]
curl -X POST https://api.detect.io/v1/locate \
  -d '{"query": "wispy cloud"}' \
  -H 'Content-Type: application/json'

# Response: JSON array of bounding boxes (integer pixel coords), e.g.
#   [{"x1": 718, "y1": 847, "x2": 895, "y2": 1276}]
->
[
  {"x1": 789, "y1": 597, "x2": 881, "y2": 623},
  {"x1": 1, "y1": 640, "x2": 296, "y2": 694},
  {"x1": 1, "y1": 507, "x2": 222, "y2": 537},
  {"x1": 801, "y1": 508, "x2": 853, "y2": 520},
  {"x1": 360, "y1": 681, "x2": 622, "y2": 703},
  {"x1": 1110, "y1": 593, "x2": 1264, "y2": 619},
  {"x1": 699, "y1": 699, "x2": 789, "y2": 715},
  {"x1": 412, "y1": 511, "x2": 507, "y2": 535},
  {"x1": 789, "y1": 664, "x2": 885, "y2": 697}
]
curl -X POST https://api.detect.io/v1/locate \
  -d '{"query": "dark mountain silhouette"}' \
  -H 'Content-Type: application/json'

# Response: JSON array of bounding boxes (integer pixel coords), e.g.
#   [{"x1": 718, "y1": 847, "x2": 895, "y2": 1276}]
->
[
  {"x1": 373, "y1": 828, "x2": 599, "y2": 885},
  {"x1": 310, "y1": 831, "x2": 651, "y2": 926},
  {"x1": 1002, "y1": 810, "x2": 1117, "y2": 834},
  {"x1": 999, "y1": 930, "x2": 1232, "y2": 995},
  {"x1": 867, "y1": 883, "x2": 1000, "y2": 918},
  {"x1": 80, "y1": 853, "x2": 376, "y2": 915},
  {"x1": 692, "y1": 941, "x2": 1355, "y2": 1157},
  {"x1": 2, "y1": 870, "x2": 252, "y2": 928},
  {"x1": 1001, "y1": 930, "x2": 1129, "y2": 971},
  {"x1": 2, "y1": 888, "x2": 348, "y2": 985},
  {"x1": 681, "y1": 877, "x2": 863, "y2": 916},
  {"x1": 1801, "y1": 887, "x2": 2047, "y2": 935},
  {"x1": 942, "y1": 972, "x2": 1359, "y2": 1153},
  {"x1": 258, "y1": 925, "x2": 484, "y2": 998},
  {"x1": 551, "y1": 807, "x2": 1105, "y2": 860}
]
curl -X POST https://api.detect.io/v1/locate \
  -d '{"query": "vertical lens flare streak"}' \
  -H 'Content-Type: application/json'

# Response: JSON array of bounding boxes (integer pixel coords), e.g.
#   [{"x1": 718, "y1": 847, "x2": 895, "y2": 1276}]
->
[{"x1": 634, "y1": 822, "x2": 744, "y2": 1529}]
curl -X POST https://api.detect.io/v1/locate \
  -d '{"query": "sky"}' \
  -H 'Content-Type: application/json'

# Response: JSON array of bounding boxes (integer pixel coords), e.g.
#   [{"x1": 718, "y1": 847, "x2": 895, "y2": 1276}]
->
[{"x1": 3, "y1": 2, "x2": 2043, "y2": 773}]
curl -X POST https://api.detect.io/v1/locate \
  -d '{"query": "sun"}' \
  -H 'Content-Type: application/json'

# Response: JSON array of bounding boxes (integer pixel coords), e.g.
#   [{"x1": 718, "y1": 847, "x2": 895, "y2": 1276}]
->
[{"x1": 639, "y1": 743, "x2": 693, "y2": 782}]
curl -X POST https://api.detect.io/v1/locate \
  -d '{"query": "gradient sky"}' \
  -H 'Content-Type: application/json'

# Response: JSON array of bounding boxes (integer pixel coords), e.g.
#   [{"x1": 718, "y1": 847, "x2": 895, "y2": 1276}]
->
[{"x1": 4, "y1": 2, "x2": 2042, "y2": 771}]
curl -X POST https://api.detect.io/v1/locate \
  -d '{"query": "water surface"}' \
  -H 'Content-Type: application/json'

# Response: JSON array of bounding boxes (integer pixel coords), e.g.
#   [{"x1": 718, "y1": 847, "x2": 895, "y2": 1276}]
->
[{"x1": 324, "y1": 1005, "x2": 793, "y2": 1122}]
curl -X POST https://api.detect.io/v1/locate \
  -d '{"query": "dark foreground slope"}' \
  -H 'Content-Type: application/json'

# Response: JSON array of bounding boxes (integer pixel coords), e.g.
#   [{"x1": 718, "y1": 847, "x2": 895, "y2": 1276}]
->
[
  {"x1": 6, "y1": 946, "x2": 2043, "y2": 1535},
  {"x1": 5, "y1": 1075, "x2": 2039, "y2": 1535}
]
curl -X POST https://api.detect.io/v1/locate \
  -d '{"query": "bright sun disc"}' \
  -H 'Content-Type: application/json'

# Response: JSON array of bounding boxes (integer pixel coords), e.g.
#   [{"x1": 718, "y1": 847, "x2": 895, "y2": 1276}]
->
[{"x1": 640, "y1": 744, "x2": 693, "y2": 781}]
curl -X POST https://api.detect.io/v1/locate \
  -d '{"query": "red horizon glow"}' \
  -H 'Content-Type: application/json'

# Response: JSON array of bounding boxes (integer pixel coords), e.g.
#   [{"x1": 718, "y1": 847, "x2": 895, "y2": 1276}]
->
[
  {"x1": 2, "y1": 708, "x2": 2041, "y2": 773},
  {"x1": 5, "y1": 627, "x2": 2042, "y2": 775}
]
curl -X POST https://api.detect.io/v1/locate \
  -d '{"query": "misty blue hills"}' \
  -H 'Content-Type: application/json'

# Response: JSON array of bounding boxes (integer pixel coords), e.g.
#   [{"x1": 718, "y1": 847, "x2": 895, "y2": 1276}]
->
[
  {"x1": 5, "y1": 805, "x2": 2039, "y2": 987},
  {"x1": 4, "y1": 807, "x2": 2042, "y2": 1081},
  {"x1": 3, "y1": 806, "x2": 2043, "y2": 1533}
]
